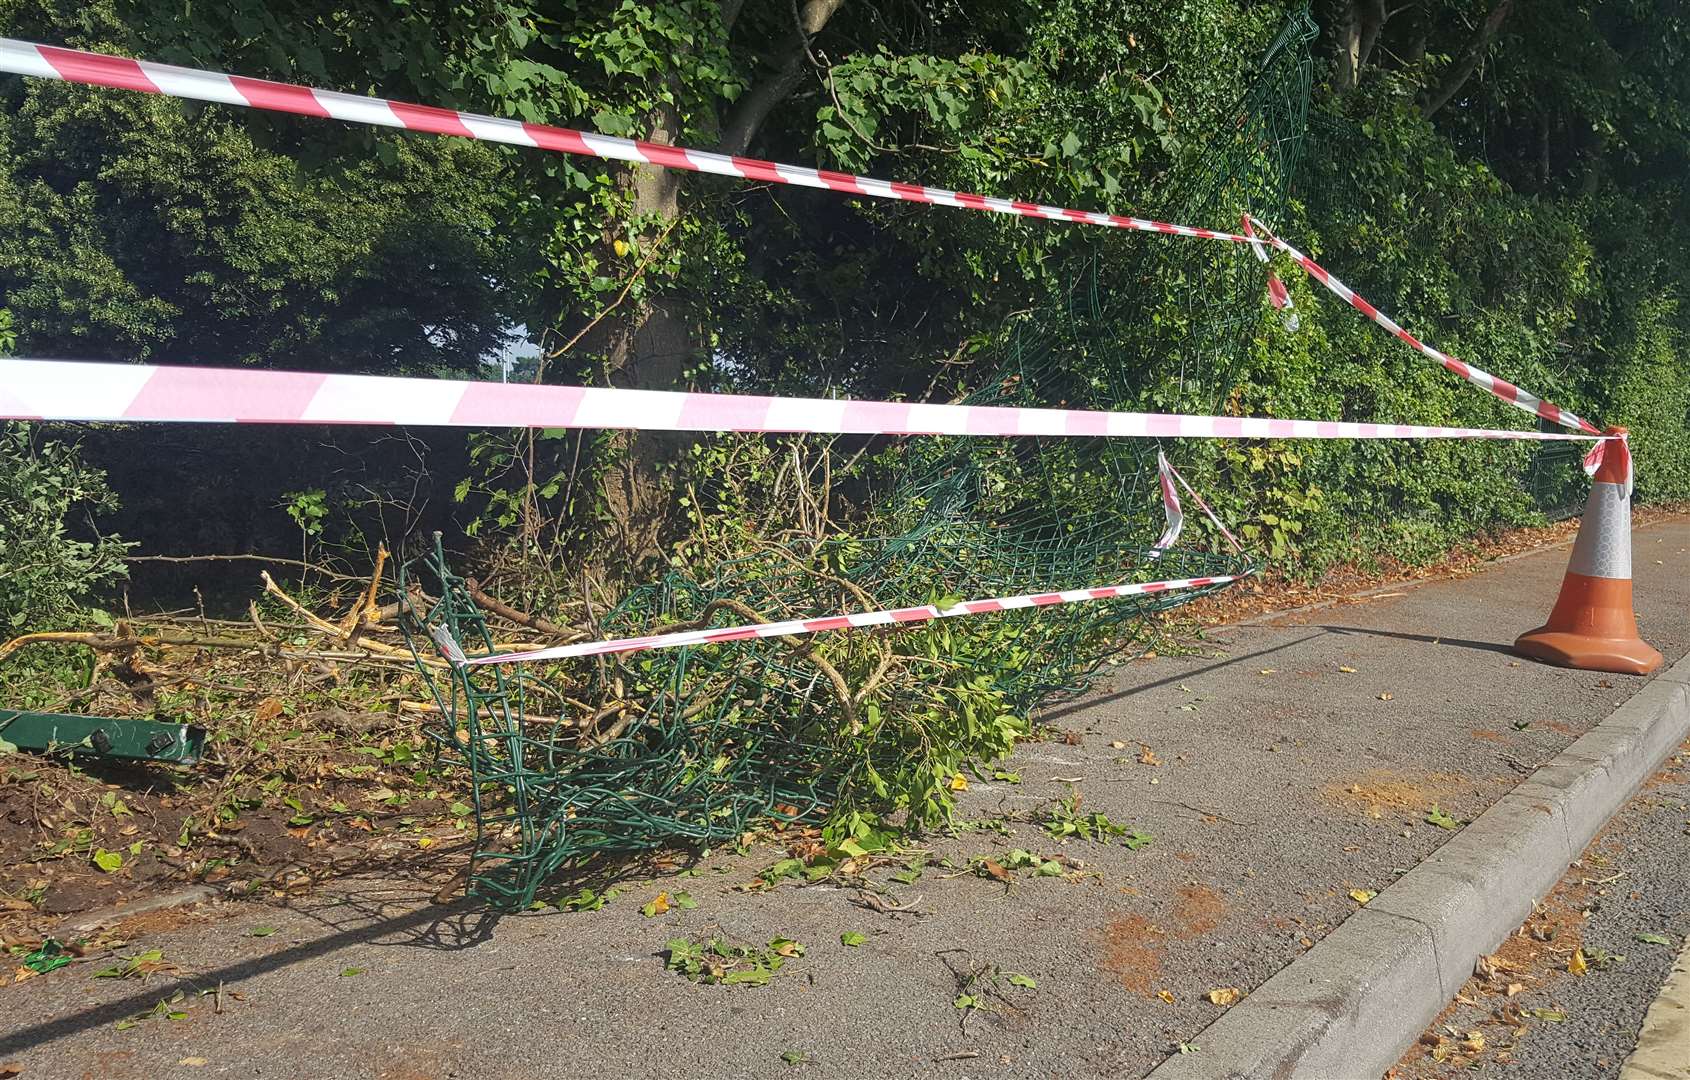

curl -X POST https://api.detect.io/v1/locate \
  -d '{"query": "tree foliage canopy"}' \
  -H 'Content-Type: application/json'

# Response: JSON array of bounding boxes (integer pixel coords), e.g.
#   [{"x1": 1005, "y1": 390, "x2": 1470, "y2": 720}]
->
[{"x1": 0, "y1": 0, "x2": 1686, "y2": 573}]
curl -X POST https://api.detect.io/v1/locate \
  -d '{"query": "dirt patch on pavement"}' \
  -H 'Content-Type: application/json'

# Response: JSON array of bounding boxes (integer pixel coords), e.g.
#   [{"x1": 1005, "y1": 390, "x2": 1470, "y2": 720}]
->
[
  {"x1": 1173, "y1": 883, "x2": 1225, "y2": 936},
  {"x1": 1099, "y1": 913, "x2": 1166, "y2": 996},
  {"x1": 1324, "y1": 769, "x2": 1469, "y2": 818}
]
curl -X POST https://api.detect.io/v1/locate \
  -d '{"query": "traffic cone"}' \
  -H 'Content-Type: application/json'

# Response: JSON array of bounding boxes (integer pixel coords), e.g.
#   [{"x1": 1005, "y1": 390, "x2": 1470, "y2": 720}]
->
[{"x1": 1515, "y1": 428, "x2": 1662, "y2": 675}]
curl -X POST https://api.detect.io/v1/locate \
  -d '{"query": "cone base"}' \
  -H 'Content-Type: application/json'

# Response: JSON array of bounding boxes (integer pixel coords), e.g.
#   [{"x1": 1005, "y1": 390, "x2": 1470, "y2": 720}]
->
[{"x1": 1513, "y1": 628, "x2": 1663, "y2": 676}]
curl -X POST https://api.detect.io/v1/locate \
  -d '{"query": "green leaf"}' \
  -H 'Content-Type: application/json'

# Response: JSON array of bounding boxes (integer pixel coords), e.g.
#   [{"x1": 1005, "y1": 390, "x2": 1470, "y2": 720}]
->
[
  {"x1": 1060, "y1": 132, "x2": 1081, "y2": 158},
  {"x1": 781, "y1": 1050, "x2": 808, "y2": 1066},
  {"x1": 840, "y1": 931, "x2": 866, "y2": 947},
  {"x1": 92, "y1": 849, "x2": 123, "y2": 873},
  {"x1": 1636, "y1": 933, "x2": 1673, "y2": 946},
  {"x1": 1006, "y1": 972, "x2": 1036, "y2": 988},
  {"x1": 248, "y1": 926, "x2": 278, "y2": 938},
  {"x1": 672, "y1": 891, "x2": 698, "y2": 910},
  {"x1": 954, "y1": 993, "x2": 981, "y2": 1010},
  {"x1": 1425, "y1": 805, "x2": 1462, "y2": 830},
  {"x1": 339, "y1": 967, "x2": 364, "y2": 977},
  {"x1": 722, "y1": 967, "x2": 773, "y2": 986}
]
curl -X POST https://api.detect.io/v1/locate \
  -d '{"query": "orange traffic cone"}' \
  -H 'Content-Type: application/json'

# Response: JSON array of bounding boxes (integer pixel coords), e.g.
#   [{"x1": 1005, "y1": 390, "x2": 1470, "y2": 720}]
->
[{"x1": 1515, "y1": 428, "x2": 1662, "y2": 675}]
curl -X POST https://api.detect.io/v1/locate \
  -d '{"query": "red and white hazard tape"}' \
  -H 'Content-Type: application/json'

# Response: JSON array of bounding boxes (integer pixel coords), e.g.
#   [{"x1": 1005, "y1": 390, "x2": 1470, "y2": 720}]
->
[
  {"x1": 1241, "y1": 215, "x2": 1299, "y2": 333},
  {"x1": 1152, "y1": 451, "x2": 1183, "y2": 553},
  {"x1": 0, "y1": 38, "x2": 1254, "y2": 245},
  {"x1": 0, "y1": 38, "x2": 1607, "y2": 449},
  {"x1": 1242, "y1": 215, "x2": 1599, "y2": 437},
  {"x1": 0, "y1": 358, "x2": 1607, "y2": 445},
  {"x1": 460, "y1": 571, "x2": 1247, "y2": 667}
]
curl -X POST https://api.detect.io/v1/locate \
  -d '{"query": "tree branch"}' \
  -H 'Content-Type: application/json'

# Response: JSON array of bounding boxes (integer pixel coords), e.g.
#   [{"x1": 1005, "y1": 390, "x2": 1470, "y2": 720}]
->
[
  {"x1": 1419, "y1": 0, "x2": 1515, "y2": 118},
  {"x1": 718, "y1": 0, "x2": 846, "y2": 156}
]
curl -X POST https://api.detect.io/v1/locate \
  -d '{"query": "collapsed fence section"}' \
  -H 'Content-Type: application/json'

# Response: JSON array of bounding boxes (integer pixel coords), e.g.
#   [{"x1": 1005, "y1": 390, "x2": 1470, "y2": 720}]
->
[{"x1": 398, "y1": 12, "x2": 1312, "y2": 908}]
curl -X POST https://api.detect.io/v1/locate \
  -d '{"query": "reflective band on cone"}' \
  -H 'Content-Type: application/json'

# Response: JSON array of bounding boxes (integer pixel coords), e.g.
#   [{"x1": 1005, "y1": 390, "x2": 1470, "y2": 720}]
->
[{"x1": 1514, "y1": 428, "x2": 1663, "y2": 675}]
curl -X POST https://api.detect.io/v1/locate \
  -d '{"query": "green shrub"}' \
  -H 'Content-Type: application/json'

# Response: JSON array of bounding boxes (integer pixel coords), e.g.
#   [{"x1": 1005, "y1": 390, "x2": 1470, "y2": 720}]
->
[{"x1": 0, "y1": 423, "x2": 131, "y2": 629}]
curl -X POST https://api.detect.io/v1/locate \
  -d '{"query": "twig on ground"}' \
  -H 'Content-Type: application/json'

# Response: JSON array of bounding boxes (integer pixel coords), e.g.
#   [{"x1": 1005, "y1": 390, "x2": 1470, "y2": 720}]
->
[{"x1": 854, "y1": 889, "x2": 925, "y2": 916}]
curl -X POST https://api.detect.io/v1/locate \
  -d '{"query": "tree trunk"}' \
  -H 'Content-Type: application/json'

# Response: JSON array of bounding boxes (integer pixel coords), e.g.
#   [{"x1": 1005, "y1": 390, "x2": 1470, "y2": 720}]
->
[
  {"x1": 719, "y1": 0, "x2": 847, "y2": 155},
  {"x1": 1332, "y1": 0, "x2": 1387, "y2": 93},
  {"x1": 594, "y1": 0, "x2": 848, "y2": 567},
  {"x1": 1419, "y1": 0, "x2": 1516, "y2": 118},
  {"x1": 1332, "y1": 0, "x2": 1364, "y2": 92},
  {"x1": 597, "y1": 101, "x2": 693, "y2": 567}
]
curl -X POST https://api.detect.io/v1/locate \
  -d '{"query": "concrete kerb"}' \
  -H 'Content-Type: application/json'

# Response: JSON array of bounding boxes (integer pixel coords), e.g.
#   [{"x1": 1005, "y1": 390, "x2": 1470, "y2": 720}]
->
[{"x1": 1147, "y1": 652, "x2": 1690, "y2": 1080}]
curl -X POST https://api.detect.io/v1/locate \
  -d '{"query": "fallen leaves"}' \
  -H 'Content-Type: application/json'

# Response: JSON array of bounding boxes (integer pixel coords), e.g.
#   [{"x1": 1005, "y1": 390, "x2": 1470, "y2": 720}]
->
[
  {"x1": 642, "y1": 892, "x2": 671, "y2": 917},
  {"x1": 1207, "y1": 987, "x2": 1241, "y2": 1006},
  {"x1": 1137, "y1": 745, "x2": 1161, "y2": 766},
  {"x1": 1377, "y1": 692, "x2": 1394, "y2": 701},
  {"x1": 93, "y1": 949, "x2": 176, "y2": 981},
  {"x1": 840, "y1": 931, "x2": 866, "y2": 947},
  {"x1": 1349, "y1": 889, "x2": 1376, "y2": 905},
  {"x1": 1636, "y1": 932, "x2": 1672, "y2": 946},
  {"x1": 1156, "y1": 989, "x2": 1176, "y2": 1004},
  {"x1": 668, "y1": 936, "x2": 805, "y2": 987},
  {"x1": 1474, "y1": 953, "x2": 1519, "y2": 981}
]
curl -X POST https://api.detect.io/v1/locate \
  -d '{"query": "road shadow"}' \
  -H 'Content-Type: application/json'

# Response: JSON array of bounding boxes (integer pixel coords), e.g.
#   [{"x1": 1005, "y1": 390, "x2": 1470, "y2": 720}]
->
[
  {"x1": 0, "y1": 883, "x2": 496, "y2": 1056},
  {"x1": 0, "y1": 839, "x2": 723, "y2": 1055},
  {"x1": 1037, "y1": 631, "x2": 1330, "y2": 723},
  {"x1": 1317, "y1": 624, "x2": 1518, "y2": 657}
]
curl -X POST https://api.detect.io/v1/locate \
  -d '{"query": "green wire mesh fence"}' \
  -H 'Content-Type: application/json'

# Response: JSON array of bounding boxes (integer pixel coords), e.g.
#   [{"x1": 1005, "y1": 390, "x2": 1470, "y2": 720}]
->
[{"x1": 399, "y1": 8, "x2": 1317, "y2": 909}]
